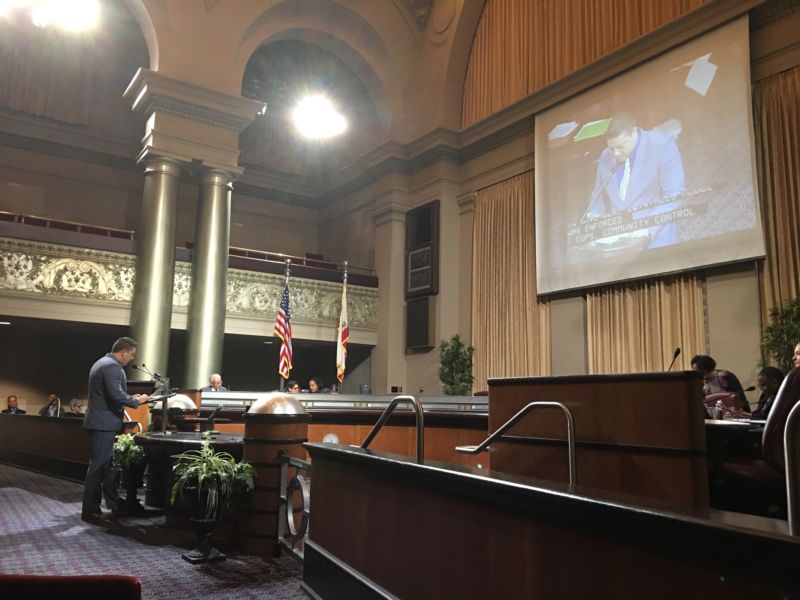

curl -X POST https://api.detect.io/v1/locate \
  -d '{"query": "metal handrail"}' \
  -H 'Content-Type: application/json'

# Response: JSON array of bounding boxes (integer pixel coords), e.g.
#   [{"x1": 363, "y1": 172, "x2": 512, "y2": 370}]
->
[
  {"x1": 456, "y1": 401, "x2": 577, "y2": 486},
  {"x1": 784, "y1": 400, "x2": 800, "y2": 535},
  {"x1": 361, "y1": 395, "x2": 425, "y2": 464}
]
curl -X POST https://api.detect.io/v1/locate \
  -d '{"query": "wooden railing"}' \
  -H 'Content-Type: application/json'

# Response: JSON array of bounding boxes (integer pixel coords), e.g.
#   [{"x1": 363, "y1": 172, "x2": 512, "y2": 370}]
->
[{"x1": 0, "y1": 210, "x2": 375, "y2": 279}]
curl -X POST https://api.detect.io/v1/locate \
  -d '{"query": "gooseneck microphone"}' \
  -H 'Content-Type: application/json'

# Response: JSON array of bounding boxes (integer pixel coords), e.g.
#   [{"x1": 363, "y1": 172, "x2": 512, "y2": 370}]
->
[
  {"x1": 132, "y1": 363, "x2": 164, "y2": 381},
  {"x1": 666, "y1": 347, "x2": 681, "y2": 372}
]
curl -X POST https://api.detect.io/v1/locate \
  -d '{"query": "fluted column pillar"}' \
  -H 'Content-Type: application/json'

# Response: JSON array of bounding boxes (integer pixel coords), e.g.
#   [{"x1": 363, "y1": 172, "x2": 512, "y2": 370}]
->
[
  {"x1": 129, "y1": 157, "x2": 181, "y2": 381},
  {"x1": 184, "y1": 169, "x2": 234, "y2": 389}
]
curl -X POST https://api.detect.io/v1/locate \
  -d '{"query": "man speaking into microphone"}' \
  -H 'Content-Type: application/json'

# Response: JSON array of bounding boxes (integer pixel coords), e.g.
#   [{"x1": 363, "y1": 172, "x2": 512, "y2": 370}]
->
[
  {"x1": 81, "y1": 337, "x2": 149, "y2": 523},
  {"x1": 584, "y1": 113, "x2": 685, "y2": 249}
]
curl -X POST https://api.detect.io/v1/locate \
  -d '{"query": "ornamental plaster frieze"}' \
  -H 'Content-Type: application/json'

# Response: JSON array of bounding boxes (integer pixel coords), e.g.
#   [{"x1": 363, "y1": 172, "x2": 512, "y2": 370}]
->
[{"x1": 0, "y1": 237, "x2": 378, "y2": 330}]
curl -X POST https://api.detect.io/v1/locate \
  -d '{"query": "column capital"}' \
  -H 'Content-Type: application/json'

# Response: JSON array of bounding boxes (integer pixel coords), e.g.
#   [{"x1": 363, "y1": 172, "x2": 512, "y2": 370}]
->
[
  {"x1": 141, "y1": 156, "x2": 183, "y2": 178},
  {"x1": 124, "y1": 68, "x2": 263, "y2": 174},
  {"x1": 457, "y1": 192, "x2": 476, "y2": 215},
  {"x1": 200, "y1": 168, "x2": 237, "y2": 188},
  {"x1": 373, "y1": 202, "x2": 409, "y2": 227}
]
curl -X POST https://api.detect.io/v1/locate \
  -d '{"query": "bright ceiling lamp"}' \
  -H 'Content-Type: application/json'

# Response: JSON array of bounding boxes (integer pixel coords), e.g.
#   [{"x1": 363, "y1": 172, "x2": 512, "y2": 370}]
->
[
  {"x1": 0, "y1": 0, "x2": 26, "y2": 18},
  {"x1": 291, "y1": 95, "x2": 348, "y2": 140},
  {"x1": 30, "y1": 0, "x2": 100, "y2": 31}
]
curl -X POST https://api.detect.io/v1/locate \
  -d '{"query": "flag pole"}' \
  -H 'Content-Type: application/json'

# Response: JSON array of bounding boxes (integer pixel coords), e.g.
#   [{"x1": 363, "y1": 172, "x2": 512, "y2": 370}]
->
[
  {"x1": 336, "y1": 261, "x2": 349, "y2": 389},
  {"x1": 279, "y1": 259, "x2": 291, "y2": 392}
]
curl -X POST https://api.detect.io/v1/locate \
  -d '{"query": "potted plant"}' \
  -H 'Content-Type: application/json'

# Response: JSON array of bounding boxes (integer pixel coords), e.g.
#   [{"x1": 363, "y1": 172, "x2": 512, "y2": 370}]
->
[
  {"x1": 112, "y1": 433, "x2": 147, "y2": 514},
  {"x1": 761, "y1": 297, "x2": 800, "y2": 372},
  {"x1": 171, "y1": 436, "x2": 255, "y2": 563},
  {"x1": 439, "y1": 334, "x2": 475, "y2": 395}
]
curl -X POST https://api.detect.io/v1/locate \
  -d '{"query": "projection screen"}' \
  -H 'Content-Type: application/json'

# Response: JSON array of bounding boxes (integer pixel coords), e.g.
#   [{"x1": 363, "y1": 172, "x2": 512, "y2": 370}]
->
[{"x1": 534, "y1": 17, "x2": 764, "y2": 295}]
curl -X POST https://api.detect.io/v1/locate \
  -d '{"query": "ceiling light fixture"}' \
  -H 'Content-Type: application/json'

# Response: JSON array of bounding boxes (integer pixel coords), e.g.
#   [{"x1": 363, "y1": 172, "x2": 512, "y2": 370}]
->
[
  {"x1": 291, "y1": 94, "x2": 348, "y2": 140},
  {"x1": 6, "y1": 0, "x2": 102, "y2": 32}
]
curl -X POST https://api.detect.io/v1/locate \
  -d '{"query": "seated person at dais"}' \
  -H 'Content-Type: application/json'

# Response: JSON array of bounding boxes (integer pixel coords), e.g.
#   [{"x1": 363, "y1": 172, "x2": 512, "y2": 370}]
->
[
  {"x1": 2, "y1": 395, "x2": 25, "y2": 414},
  {"x1": 751, "y1": 367, "x2": 784, "y2": 420},
  {"x1": 63, "y1": 398, "x2": 85, "y2": 418},
  {"x1": 308, "y1": 377, "x2": 330, "y2": 393},
  {"x1": 201, "y1": 373, "x2": 228, "y2": 392},
  {"x1": 39, "y1": 394, "x2": 62, "y2": 417},
  {"x1": 691, "y1": 354, "x2": 748, "y2": 412},
  {"x1": 287, "y1": 380, "x2": 300, "y2": 393}
]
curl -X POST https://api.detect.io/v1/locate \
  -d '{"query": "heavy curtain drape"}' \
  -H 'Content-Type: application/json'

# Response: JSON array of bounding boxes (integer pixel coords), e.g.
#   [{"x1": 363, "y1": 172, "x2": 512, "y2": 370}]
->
[
  {"x1": 471, "y1": 172, "x2": 550, "y2": 389},
  {"x1": 462, "y1": 0, "x2": 709, "y2": 128},
  {"x1": 753, "y1": 66, "x2": 800, "y2": 322}
]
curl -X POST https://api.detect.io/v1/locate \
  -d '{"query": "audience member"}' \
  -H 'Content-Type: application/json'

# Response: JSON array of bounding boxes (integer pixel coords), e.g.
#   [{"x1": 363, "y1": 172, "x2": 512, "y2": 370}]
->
[
  {"x1": 287, "y1": 380, "x2": 300, "y2": 393},
  {"x1": 690, "y1": 354, "x2": 748, "y2": 411},
  {"x1": 38, "y1": 394, "x2": 62, "y2": 417},
  {"x1": 751, "y1": 367, "x2": 784, "y2": 420},
  {"x1": 201, "y1": 373, "x2": 228, "y2": 392},
  {"x1": 2, "y1": 395, "x2": 25, "y2": 414},
  {"x1": 63, "y1": 398, "x2": 85, "y2": 418}
]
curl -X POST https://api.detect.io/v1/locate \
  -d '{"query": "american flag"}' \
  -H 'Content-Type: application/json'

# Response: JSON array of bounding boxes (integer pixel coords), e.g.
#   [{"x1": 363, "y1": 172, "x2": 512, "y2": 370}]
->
[
  {"x1": 274, "y1": 285, "x2": 292, "y2": 379},
  {"x1": 336, "y1": 280, "x2": 349, "y2": 383}
]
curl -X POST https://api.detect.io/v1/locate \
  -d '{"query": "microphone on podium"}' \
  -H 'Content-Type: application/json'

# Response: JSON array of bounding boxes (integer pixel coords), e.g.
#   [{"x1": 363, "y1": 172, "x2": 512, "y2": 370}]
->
[
  {"x1": 743, "y1": 385, "x2": 756, "y2": 392},
  {"x1": 131, "y1": 363, "x2": 164, "y2": 381},
  {"x1": 666, "y1": 347, "x2": 681, "y2": 371}
]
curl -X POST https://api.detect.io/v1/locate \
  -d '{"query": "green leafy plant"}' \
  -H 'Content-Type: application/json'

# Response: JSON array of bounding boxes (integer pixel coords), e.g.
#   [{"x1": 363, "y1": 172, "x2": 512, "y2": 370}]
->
[
  {"x1": 439, "y1": 334, "x2": 475, "y2": 395},
  {"x1": 171, "y1": 438, "x2": 255, "y2": 521},
  {"x1": 761, "y1": 297, "x2": 800, "y2": 373},
  {"x1": 112, "y1": 433, "x2": 146, "y2": 473}
]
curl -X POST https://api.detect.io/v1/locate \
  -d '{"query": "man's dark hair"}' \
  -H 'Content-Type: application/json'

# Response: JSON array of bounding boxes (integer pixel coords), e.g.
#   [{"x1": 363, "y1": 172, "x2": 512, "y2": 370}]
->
[
  {"x1": 287, "y1": 380, "x2": 299, "y2": 388},
  {"x1": 606, "y1": 113, "x2": 637, "y2": 139},
  {"x1": 690, "y1": 354, "x2": 716, "y2": 372},
  {"x1": 758, "y1": 366, "x2": 784, "y2": 382},
  {"x1": 111, "y1": 337, "x2": 138, "y2": 353},
  {"x1": 309, "y1": 377, "x2": 322, "y2": 386}
]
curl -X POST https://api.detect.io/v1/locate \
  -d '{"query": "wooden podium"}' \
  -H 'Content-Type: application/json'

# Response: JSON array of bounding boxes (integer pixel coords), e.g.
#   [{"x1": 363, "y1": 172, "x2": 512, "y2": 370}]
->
[{"x1": 126, "y1": 380, "x2": 156, "y2": 430}]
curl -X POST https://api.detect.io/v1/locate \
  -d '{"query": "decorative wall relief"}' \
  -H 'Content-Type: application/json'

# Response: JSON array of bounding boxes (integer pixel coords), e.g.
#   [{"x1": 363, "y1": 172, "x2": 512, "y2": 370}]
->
[{"x1": 0, "y1": 237, "x2": 378, "y2": 330}]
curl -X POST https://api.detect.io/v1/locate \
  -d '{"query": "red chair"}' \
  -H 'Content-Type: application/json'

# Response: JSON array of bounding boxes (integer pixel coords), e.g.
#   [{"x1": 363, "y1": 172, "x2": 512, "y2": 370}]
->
[{"x1": 0, "y1": 574, "x2": 141, "y2": 599}]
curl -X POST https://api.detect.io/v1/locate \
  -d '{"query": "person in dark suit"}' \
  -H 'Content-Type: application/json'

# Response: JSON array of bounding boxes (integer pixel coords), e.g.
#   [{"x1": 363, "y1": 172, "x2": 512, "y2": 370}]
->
[
  {"x1": 752, "y1": 367, "x2": 784, "y2": 420},
  {"x1": 586, "y1": 113, "x2": 685, "y2": 248},
  {"x1": 2, "y1": 394, "x2": 25, "y2": 414},
  {"x1": 63, "y1": 398, "x2": 85, "y2": 418},
  {"x1": 81, "y1": 337, "x2": 149, "y2": 523},
  {"x1": 201, "y1": 373, "x2": 228, "y2": 392}
]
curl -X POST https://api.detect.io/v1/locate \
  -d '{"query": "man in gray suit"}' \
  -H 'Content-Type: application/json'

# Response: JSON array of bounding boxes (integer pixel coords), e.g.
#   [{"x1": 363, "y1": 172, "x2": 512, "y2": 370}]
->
[
  {"x1": 81, "y1": 337, "x2": 149, "y2": 523},
  {"x1": 201, "y1": 373, "x2": 228, "y2": 392}
]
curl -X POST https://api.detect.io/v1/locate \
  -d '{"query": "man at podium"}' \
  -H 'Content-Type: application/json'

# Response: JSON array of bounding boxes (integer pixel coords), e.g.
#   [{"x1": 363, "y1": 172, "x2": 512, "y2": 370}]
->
[{"x1": 81, "y1": 337, "x2": 149, "y2": 523}]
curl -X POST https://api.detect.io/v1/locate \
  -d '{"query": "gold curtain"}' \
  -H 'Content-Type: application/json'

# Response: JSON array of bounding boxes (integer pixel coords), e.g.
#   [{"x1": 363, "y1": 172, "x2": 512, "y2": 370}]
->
[
  {"x1": 752, "y1": 66, "x2": 800, "y2": 321},
  {"x1": 462, "y1": 0, "x2": 708, "y2": 127},
  {"x1": 586, "y1": 276, "x2": 705, "y2": 373},
  {"x1": 471, "y1": 172, "x2": 550, "y2": 389},
  {"x1": 0, "y1": 20, "x2": 92, "y2": 125}
]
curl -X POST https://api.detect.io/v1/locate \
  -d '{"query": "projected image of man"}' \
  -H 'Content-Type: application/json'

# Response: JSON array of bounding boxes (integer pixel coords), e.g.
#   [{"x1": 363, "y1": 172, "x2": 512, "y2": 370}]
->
[{"x1": 585, "y1": 113, "x2": 685, "y2": 248}]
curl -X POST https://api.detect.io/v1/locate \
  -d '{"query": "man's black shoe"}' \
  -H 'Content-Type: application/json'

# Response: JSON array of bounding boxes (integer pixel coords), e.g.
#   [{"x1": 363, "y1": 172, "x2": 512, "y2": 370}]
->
[{"x1": 81, "y1": 512, "x2": 110, "y2": 525}]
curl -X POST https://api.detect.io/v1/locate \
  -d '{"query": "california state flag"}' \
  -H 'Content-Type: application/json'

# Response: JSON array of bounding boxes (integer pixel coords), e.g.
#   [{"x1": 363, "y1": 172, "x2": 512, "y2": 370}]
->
[{"x1": 336, "y1": 281, "x2": 349, "y2": 383}]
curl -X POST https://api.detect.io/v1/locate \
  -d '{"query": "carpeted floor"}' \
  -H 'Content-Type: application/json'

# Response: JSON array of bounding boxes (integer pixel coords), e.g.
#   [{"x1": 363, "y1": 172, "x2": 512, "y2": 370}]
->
[{"x1": 0, "y1": 463, "x2": 306, "y2": 599}]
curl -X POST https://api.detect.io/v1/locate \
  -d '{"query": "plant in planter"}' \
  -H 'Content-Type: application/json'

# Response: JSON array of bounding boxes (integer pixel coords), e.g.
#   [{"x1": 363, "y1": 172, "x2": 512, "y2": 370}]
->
[
  {"x1": 439, "y1": 334, "x2": 475, "y2": 396},
  {"x1": 112, "y1": 433, "x2": 147, "y2": 514},
  {"x1": 171, "y1": 437, "x2": 255, "y2": 563},
  {"x1": 761, "y1": 297, "x2": 800, "y2": 372}
]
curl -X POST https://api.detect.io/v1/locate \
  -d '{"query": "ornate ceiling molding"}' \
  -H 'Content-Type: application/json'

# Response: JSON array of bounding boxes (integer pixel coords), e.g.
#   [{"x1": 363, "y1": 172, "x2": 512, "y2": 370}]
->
[{"x1": 405, "y1": 0, "x2": 435, "y2": 30}]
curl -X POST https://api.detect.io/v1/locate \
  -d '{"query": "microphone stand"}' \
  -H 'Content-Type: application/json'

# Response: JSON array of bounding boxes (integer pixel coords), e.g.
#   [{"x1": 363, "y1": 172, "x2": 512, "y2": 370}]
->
[
  {"x1": 133, "y1": 364, "x2": 171, "y2": 434},
  {"x1": 580, "y1": 162, "x2": 617, "y2": 223}
]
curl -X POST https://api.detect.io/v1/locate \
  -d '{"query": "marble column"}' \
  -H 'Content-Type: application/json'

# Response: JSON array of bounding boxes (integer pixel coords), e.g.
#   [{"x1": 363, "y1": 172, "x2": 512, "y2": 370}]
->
[
  {"x1": 184, "y1": 169, "x2": 233, "y2": 389},
  {"x1": 372, "y1": 199, "x2": 409, "y2": 394},
  {"x1": 129, "y1": 157, "x2": 181, "y2": 381}
]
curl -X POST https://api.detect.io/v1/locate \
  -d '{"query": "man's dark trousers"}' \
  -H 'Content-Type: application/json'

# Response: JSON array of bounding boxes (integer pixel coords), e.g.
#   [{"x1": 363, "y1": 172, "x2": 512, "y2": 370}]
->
[{"x1": 82, "y1": 430, "x2": 119, "y2": 514}]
